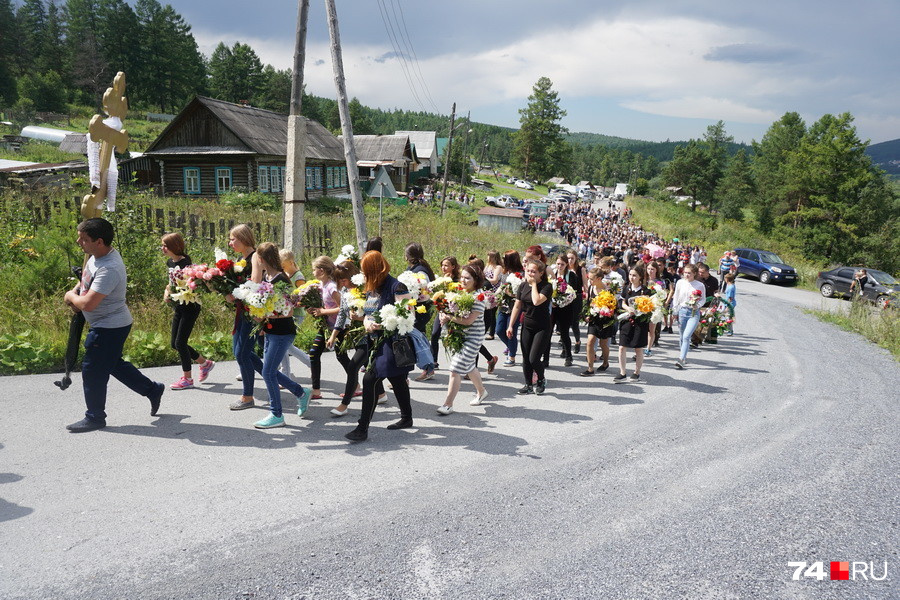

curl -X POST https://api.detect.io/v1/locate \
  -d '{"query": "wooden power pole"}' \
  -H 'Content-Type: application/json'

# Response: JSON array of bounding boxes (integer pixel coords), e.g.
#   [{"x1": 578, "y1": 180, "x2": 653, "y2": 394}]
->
[
  {"x1": 283, "y1": 0, "x2": 310, "y2": 257},
  {"x1": 325, "y1": 0, "x2": 368, "y2": 254},
  {"x1": 439, "y1": 102, "x2": 456, "y2": 217}
]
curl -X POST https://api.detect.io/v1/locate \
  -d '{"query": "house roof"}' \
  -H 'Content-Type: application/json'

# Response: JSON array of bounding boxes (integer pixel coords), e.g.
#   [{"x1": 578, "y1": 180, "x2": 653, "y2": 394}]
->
[
  {"x1": 339, "y1": 134, "x2": 413, "y2": 164},
  {"x1": 395, "y1": 131, "x2": 436, "y2": 157},
  {"x1": 546, "y1": 177, "x2": 568, "y2": 185},
  {"x1": 144, "y1": 96, "x2": 344, "y2": 161},
  {"x1": 478, "y1": 207, "x2": 526, "y2": 218},
  {"x1": 0, "y1": 160, "x2": 86, "y2": 173}
]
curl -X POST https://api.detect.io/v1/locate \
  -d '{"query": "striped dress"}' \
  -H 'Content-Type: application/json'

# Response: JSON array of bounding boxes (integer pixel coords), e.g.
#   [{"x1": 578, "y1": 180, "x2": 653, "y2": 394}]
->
[{"x1": 448, "y1": 300, "x2": 485, "y2": 374}]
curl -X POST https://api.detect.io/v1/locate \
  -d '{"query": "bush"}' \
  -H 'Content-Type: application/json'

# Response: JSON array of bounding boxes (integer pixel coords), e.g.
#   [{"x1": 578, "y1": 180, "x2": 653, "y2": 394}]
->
[
  {"x1": 0, "y1": 331, "x2": 56, "y2": 374},
  {"x1": 220, "y1": 187, "x2": 280, "y2": 211}
]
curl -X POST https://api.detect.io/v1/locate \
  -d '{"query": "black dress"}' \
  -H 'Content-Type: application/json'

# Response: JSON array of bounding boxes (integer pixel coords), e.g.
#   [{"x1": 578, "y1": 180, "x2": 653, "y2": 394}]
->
[{"x1": 617, "y1": 285, "x2": 650, "y2": 348}]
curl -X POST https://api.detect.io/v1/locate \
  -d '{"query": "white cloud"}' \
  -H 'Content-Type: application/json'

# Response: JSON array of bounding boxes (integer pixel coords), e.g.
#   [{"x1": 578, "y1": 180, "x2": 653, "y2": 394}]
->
[{"x1": 622, "y1": 96, "x2": 781, "y2": 124}]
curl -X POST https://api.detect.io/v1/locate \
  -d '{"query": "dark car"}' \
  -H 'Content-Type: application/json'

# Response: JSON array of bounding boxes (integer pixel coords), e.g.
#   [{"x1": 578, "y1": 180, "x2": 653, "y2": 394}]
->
[
  {"x1": 734, "y1": 248, "x2": 798, "y2": 285},
  {"x1": 816, "y1": 267, "x2": 899, "y2": 308},
  {"x1": 539, "y1": 243, "x2": 570, "y2": 258}
]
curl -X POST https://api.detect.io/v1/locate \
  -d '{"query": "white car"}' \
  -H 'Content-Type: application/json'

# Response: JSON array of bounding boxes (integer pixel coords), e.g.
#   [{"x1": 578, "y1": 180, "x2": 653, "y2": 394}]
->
[
  {"x1": 515, "y1": 180, "x2": 535, "y2": 190},
  {"x1": 506, "y1": 177, "x2": 518, "y2": 184}
]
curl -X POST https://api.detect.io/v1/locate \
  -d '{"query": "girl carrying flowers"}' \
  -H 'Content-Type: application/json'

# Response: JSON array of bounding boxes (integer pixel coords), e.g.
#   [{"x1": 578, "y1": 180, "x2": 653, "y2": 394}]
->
[
  {"x1": 614, "y1": 265, "x2": 651, "y2": 384},
  {"x1": 305, "y1": 256, "x2": 342, "y2": 400}
]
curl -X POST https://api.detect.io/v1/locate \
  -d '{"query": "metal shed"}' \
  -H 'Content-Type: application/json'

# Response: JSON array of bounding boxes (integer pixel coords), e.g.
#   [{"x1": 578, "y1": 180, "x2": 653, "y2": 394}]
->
[{"x1": 477, "y1": 207, "x2": 525, "y2": 233}]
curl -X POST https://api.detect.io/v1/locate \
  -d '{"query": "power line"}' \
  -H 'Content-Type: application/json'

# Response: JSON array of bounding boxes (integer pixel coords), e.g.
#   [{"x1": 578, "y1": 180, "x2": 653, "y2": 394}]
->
[
  {"x1": 375, "y1": 0, "x2": 428, "y2": 112},
  {"x1": 388, "y1": 0, "x2": 441, "y2": 113}
]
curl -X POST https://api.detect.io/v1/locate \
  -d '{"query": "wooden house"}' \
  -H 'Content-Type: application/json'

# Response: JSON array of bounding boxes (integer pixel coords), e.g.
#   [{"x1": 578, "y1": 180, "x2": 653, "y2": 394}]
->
[
  {"x1": 396, "y1": 130, "x2": 438, "y2": 181},
  {"x1": 144, "y1": 96, "x2": 349, "y2": 199},
  {"x1": 343, "y1": 134, "x2": 414, "y2": 193}
]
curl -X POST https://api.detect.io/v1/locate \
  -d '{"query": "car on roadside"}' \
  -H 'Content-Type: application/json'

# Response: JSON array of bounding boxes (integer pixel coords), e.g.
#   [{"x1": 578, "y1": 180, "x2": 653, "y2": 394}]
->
[
  {"x1": 515, "y1": 180, "x2": 535, "y2": 190},
  {"x1": 485, "y1": 194, "x2": 519, "y2": 208},
  {"x1": 539, "y1": 243, "x2": 570, "y2": 258},
  {"x1": 506, "y1": 177, "x2": 518, "y2": 184},
  {"x1": 733, "y1": 248, "x2": 798, "y2": 285},
  {"x1": 816, "y1": 267, "x2": 899, "y2": 308}
]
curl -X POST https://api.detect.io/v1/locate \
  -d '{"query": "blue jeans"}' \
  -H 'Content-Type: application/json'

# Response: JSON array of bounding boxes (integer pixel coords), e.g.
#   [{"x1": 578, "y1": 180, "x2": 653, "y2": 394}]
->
[
  {"x1": 495, "y1": 311, "x2": 520, "y2": 358},
  {"x1": 233, "y1": 316, "x2": 304, "y2": 403},
  {"x1": 82, "y1": 324, "x2": 157, "y2": 423},
  {"x1": 677, "y1": 307, "x2": 701, "y2": 362},
  {"x1": 262, "y1": 333, "x2": 304, "y2": 417}
]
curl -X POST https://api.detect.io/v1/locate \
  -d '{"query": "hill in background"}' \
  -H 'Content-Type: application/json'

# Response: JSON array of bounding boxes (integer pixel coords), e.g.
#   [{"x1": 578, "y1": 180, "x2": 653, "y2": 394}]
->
[{"x1": 865, "y1": 138, "x2": 900, "y2": 177}]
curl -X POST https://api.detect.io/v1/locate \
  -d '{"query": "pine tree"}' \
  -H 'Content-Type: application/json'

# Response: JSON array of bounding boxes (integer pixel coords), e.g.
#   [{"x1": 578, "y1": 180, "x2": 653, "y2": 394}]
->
[
  {"x1": 0, "y1": 0, "x2": 18, "y2": 106},
  {"x1": 717, "y1": 149, "x2": 755, "y2": 221},
  {"x1": 751, "y1": 112, "x2": 806, "y2": 232},
  {"x1": 511, "y1": 76, "x2": 568, "y2": 181}
]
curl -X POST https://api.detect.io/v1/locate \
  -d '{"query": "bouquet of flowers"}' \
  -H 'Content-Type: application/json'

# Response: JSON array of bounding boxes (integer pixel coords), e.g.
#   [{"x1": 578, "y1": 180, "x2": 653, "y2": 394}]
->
[
  {"x1": 687, "y1": 288, "x2": 705, "y2": 312},
  {"x1": 584, "y1": 290, "x2": 617, "y2": 328},
  {"x1": 168, "y1": 265, "x2": 203, "y2": 305},
  {"x1": 365, "y1": 299, "x2": 419, "y2": 371},
  {"x1": 232, "y1": 279, "x2": 297, "y2": 333},
  {"x1": 552, "y1": 277, "x2": 577, "y2": 308},
  {"x1": 398, "y1": 270, "x2": 430, "y2": 301},
  {"x1": 496, "y1": 272, "x2": 523, "y2": 311},
  {"x1": 647, "y1": 280, "x2": 669, "y2": 323},
  {"x1": 700, "y1": 297, "x2": 734, "y2": 337},
  {"x1": 432, "y1": 288, "x2": 476, "y2": 354},
  {"x1": 293, "y1": 279, "x2": 326, "y2": 329},
  {"x1": 617, "y1": 295, "x2": 656, "y2": 324},
  {"x1": 206, "y1": 248, "x2": 248, "y2": 295},
  {"x1": 604, "y1": 271, "x2": 625, "y2": 295},
  {"x1": 428, "y1": 276, "x2": 458, "y2": 295},
  {"x1": 335, "y1": 243, "x2": 360, "y2": 266},
  {"x1": 477, "y1": 289, "x2": 498, "y2": 310}
]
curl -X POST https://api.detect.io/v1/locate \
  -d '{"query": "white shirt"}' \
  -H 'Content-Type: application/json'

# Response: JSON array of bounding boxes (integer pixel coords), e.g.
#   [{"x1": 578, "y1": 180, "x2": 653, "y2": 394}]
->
[{"x1": 671, "y1": 278, "x2": 707, "y2": 310}]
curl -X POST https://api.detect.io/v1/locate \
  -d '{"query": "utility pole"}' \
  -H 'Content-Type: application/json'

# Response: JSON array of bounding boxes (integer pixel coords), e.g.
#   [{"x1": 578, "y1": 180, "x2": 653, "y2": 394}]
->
[
  {"x1": 325, "y1": 0, "x2": 368, "y2": 254},
  {"x1": 439, "y1": 102, "x2": 456, "y2": 217},
  {"x1": 458, "y1": 111, "x2": 470, "y2": 188},
  {"x1": 282, "y1": 0, "x2": 309, "y2": 257}
]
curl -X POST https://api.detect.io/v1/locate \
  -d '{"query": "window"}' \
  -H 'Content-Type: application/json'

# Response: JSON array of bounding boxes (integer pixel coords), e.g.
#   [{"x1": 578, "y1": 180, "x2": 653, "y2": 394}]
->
[
  {"x1": 314, "y1": 167, "x2": 323, "y2": 189},
  {"x1": 183, "y1": 167, "x2": 200, "y2": 194},
  {"x1": 258, "y1": 166, "x2": 269, "y2": 192},
  {"x1": 271, "y1": 166, "x2": 282, "y2": 193},
  {"x1": 338, "y1": 166, "x2": 347, "y2": 187},
  {"x1": 325, "y1": 167, "x2": 333, "y2": 189},
  {"x1": 306, "y1": 167, "x2": 314, "y2": 190},
  {"x1": 215, "y1": 167, "x2": 233, "y2": 194}
]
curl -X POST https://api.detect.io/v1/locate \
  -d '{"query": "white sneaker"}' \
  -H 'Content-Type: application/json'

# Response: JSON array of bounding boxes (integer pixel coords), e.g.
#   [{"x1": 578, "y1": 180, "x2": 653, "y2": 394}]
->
[
  {"x1": 436, "y1": 405, "x2": 454, "y2": 415},
  {"x1": 235, "y1": 374, "x2": 242, "y2": 381},
  {"x1": 675, "y1": 359, "x2": 685, "y2": 369},
  {"x1": 470, "y1": 390, "x2": 489, "y2": 406},
  {"x1": 377, "y1": 394, "x2": 388, "y2": 405}
]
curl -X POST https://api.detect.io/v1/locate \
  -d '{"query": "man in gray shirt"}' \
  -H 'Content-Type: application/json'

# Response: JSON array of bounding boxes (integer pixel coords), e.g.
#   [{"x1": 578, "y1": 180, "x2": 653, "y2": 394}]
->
[{"x1": 63, "y1": 218, "x2": 164, "y2": 432}]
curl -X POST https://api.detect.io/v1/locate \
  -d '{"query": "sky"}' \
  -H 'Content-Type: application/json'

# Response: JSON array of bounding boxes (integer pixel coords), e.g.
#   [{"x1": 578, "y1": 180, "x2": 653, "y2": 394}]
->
[{"x1": 167, "y1": 0, "x2": 899, "y2": 144}]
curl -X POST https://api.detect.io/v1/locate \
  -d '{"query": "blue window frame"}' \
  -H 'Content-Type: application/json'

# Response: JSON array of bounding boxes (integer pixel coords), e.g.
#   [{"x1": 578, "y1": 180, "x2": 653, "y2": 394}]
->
[
  {"x1": 258, "y1": 166, "x2": 269, "y2": 192},
  {"x1": 183, "y1": 167, "x2": 201, "y2": 194},
  {"x1": 271, "y1": 166, "x2": 282, "y2": 193},
  {"x1": 215, "y1": 167, "x2": 233, "y2": 194},
  {"x1": 305, "y1": 167, "x2": 314, "y2": 190}
]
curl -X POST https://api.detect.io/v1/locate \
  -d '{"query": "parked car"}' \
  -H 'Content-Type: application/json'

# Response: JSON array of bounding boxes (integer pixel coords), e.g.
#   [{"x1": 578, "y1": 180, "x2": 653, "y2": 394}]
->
[
  {"x1": 539, "y1": 243, "x2": 570, "y2": 258},
  {"x1": 506, "y1": 177, "x2": 518, "y2": 184},
  {"x1": 485, "y1": 194, "x2": 519, "y2": 208},
  {"x1": 733, "y1": 248, "x2": 798, "y2": 285},
  {"x1": 515, "y1": 180, "x2": 535, "y2": 190},
  {"x1": 816, "y1": 267, "x2": 899, "y2": 307}
]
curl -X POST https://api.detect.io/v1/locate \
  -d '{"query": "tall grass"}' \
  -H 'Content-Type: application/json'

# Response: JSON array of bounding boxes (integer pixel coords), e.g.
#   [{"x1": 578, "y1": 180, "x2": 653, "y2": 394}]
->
[
  {"x1": 806, "y1": 302, "x2": 900, "y2": 360},
  {"x1": 0, "y1": 189, "x2": 542, "y2": 374}
]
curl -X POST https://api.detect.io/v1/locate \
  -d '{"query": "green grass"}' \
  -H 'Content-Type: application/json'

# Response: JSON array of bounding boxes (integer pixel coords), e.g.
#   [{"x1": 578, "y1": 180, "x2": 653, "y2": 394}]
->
[
  {"x1": 0, "y1": 189, "x2": 546, "y2": 374},
  {"x1": 0, "y1": 140, "x2": 84, "y2": 164},
  {"x1": 627, "y1": 196, "x2": 824, "y2": 290},
  {"x1": 805, "y1": 302, "x2": 900, "y2": 361}
]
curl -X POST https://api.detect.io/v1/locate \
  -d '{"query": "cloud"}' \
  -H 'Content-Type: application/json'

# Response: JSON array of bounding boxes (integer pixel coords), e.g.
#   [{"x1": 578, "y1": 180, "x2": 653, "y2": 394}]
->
[
  {"x1": 622, "y1": 96, "x2": 781, "y2": 124},
  {"x1": 704, "y1": 43, "x2": 803, "y2": 64}
]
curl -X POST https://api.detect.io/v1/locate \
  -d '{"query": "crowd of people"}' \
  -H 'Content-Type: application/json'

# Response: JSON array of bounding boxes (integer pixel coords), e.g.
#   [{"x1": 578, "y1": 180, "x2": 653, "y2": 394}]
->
[{"x1": 62, "y1": 201, "x2": 739, "y2": 442}]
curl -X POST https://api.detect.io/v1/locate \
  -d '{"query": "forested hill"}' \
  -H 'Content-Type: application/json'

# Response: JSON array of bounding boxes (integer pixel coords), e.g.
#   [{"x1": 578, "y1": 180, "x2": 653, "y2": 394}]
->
[
  {"x1": 865, "y1": 138, "x2": 900, "y2": 176},
  {"x1": 566, "y1": 131, "x2": 748, "y2": 162}
]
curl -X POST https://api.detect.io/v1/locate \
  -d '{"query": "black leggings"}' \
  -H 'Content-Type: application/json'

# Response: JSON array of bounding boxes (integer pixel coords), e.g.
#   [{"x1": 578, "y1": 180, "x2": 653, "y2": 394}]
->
[
  {"x1": 343, "y1": 344, "x2": 383, "y2": 404},
  {"x1": 430, "y1": 317, "x2": 443, "y2": 363},
  {"x1": 309, "y1": 330, "x2": 328, "y2": 389},
  {"x1": 543, "y1": 305, "x2": 574, "y2": 363},
  {"x1": 357, "y1": 370, "x2": 411, "y2": 431},
  {"x1": 521, "y1": 325, "x2": 551, "y2": 383},
  {"x1": 171, "y1": 305, "x2": 201, "y2": 372},
  {"x1": 569, "y1": 297, "x2": 583, "y2": 344},
  {"x1": 484, "y1": 307, "x2": 497, "y2": 336}
]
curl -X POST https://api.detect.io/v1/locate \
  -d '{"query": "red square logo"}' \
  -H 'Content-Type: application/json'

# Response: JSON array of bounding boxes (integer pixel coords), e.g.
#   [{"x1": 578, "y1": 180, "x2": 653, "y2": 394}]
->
[{"x1": 831, "y1": 561, "x2": 849, "y2": 580}]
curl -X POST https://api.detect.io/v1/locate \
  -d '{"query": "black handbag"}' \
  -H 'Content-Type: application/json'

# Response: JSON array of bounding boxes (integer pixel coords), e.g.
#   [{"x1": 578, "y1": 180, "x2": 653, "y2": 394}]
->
[{"x1": 391, "y1": 334, "x2": 416, "y2": 368}]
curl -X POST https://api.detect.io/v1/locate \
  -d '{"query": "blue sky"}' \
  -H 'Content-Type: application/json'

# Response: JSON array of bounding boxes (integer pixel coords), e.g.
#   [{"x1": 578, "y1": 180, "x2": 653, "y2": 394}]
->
[{"x1": 167, "y1": 0, "x2": 899, "y2": 144}]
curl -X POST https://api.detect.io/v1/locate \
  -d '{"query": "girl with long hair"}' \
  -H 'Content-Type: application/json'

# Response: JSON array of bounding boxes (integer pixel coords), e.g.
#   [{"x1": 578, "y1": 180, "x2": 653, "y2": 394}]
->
[
  {"x1": 429, "y1": 256, "x2": 460, "y2": 368},
  {"x1": 495, "y1": 250, "x2": 524, "y2": 367},
  {"x1": 507, "y1": 258, "x2": 553, "y2": 395},
  {"x1": 614, "y1": 264, "x2": 649, "y2": 384},
  {"x1": 483, "y1": 251, "x2": 502, "y2": 340},
  {"x1": 580, "y1": 265, "x2": 614, "y2": 376}
]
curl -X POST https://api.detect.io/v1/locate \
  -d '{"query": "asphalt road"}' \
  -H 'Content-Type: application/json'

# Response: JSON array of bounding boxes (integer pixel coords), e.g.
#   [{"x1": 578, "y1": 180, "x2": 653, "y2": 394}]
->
[{"x1": 1, "y1": 278, "x2": 897, "y2": 599}]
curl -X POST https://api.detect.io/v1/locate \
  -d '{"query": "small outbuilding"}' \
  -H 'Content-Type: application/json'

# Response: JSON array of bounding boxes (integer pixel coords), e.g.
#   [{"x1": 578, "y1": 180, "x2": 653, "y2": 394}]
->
[{"x1": 477, "y1": 206, "x2": 525, "y2": 233}]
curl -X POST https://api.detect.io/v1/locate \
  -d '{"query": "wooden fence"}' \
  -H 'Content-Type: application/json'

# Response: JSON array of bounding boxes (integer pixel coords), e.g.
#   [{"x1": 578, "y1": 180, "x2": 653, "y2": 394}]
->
[{"x1": 12, "y1": 195, "x2": 332, "y2": 256}]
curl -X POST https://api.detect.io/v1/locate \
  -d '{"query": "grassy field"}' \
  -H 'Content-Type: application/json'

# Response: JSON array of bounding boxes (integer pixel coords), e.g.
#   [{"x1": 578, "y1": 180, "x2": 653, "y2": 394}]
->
[
  {"x1": 805, "y1": 302, "x2": 900, "y2": 360},
  {"x1": 0, "y1": 189, "x2": 544, "y2": 375}
]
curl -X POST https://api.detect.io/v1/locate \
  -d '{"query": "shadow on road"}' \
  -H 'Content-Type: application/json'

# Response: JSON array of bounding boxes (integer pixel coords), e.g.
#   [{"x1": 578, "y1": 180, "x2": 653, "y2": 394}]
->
[{"x1": 0, "y1": 443, "x2": 34, "y2": 523}]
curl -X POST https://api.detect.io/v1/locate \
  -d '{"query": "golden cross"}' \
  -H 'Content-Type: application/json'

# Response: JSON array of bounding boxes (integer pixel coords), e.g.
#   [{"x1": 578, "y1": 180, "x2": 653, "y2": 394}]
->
[{"x1": 81, "y1": 72, "x2": 129, "y2": 219}]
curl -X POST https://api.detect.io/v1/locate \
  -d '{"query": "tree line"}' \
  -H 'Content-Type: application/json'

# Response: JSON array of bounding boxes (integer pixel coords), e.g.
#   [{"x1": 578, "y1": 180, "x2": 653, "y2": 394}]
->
[{"x1": 661, "y1": 113, "x2": 899, "y2": 273}]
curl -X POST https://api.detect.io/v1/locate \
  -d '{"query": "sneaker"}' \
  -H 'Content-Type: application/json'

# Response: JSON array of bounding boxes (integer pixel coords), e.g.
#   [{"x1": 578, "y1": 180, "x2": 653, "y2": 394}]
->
[
  {"x1": 629, "y1": 373, "x2": 643, "y2": 383},
  {"x1": 503, "y1": 358, "x2": 516, "y2": 367},
  {"x1": 254, "y1": 414, "x2": 285, "y2": 429},
  {"x1": 535, "y1": 380, "x2": 546, "y2": 395},
  {"x1": 487, "y1": 356, "x2": 498, "y2": 374},
  {"x1": 377, "y1": 393, "x2": 388, "y2": 405},
  {"x1": 198, "y1": 360, "x2": 215, "y2": 382},
  {"x1": 643, "y1": 349, "x2": 652, "y2": 357},
  {"x1": 296, "y1": 388, "x2": 312, "y2": 417},
  {"x1": 66, "y1": 417, "x2": 106, "y2": 432},
  {"x1": 470, "y1": 390, "x2": 489, "y2": 406},
  {"x1": 170, "y1": 376, "x2": 194, "y2": 390},
  {"x1": 579, "y1": 369, "x2": 594, "y2": 377},
  {"x1": 230, "y1": 398, "x2": 255, "y2": 410},
  {"x1": 613, "y1": 373, "x2": 627, "y2": 384},
  {"x1": 148, "y1": 382, "x2": 164, "y2": 416},
  {"x1": 597, "y1": 363, "x2": 609, "y2": 372},
  {"x1": 345, "y1": 427, "x2": 368, "y2": 442},
  {"x1": 415, "y1": 368, "x2": 435, "y2": 381},
  {"x1": 675, "y1": 359, "x2": 685, "y2": 370},
  {"x1": 517, "y1": 384, "x2": 533, "y2": 395},
  {"x1": 436, "y1": 405, "x2": 454, "y2": 416},
  {"x1": 564, "y1": 357, "x2": 573, "y2": 367}
]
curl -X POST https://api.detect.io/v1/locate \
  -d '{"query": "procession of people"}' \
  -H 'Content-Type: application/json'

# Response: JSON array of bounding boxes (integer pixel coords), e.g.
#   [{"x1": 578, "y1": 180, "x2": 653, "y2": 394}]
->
[{"x1": 61, "y1": 198, "x2": 738, "y2": 442}]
